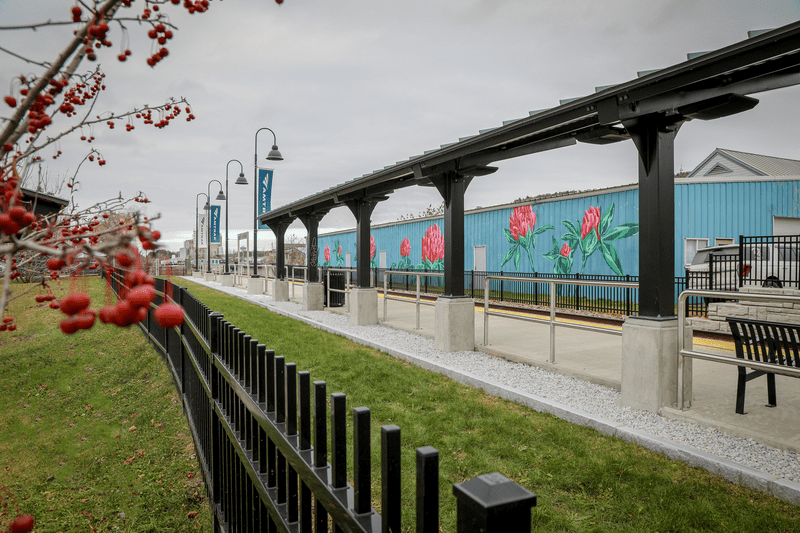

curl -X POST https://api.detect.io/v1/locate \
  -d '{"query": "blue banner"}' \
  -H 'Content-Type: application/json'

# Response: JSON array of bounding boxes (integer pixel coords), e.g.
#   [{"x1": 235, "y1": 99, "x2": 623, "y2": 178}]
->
[
  {"x1": 257, "y1": 168, "x2": 273, "y2": 230},
  {"x1": 210, "y1": 205, "x2": 221, "y2": 244}
]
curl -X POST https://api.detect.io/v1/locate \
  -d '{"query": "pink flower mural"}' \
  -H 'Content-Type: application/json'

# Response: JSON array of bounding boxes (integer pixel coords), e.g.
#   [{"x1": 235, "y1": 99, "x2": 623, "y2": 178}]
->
[
  {"x1": 324, "y1": 245, "x2": 331, "y2": 263},
  {"x1": 400, "y1": 237, "x2": 410, "y2": 258},
  {"x1": 509, "y1": 205, "x2": 537, "y2": 241},
  {"x1": 369, "y1": 234, "x2": 377, "y2": 267},
  {"x1": 581, "y1": 206, "x2": 601, "y2": 240},
  {"x1": 501, "y1": 204, "x2": 553, "y2": 272},
  {"x1": 548, "y1": 202, "x2": 639, "y2": 276},
  {"x1": 421, "y1": 223, "x2": 444, "y2": 269}
]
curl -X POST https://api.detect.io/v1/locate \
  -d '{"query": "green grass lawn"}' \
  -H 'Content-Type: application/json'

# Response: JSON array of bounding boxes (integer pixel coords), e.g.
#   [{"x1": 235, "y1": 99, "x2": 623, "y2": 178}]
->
[
  {"x1": 0, "y1": 277, "x2": 212, "y2": 532},
  {"x1": 177, "y1": 278, "x2": 799, "y2": 532}
]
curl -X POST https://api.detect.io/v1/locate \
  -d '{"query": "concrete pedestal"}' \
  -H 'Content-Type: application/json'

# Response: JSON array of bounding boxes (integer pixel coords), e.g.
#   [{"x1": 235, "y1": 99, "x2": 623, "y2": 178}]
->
[
  {"x1": 435, "y1": 296, "x2": 475, "y2": 352},
  {"x1": 221, "y1": 274, "x2": 233, "y2": 287},
  {"x1": 273, "y1": 279, "x2": 289, "y2": 302},
  {"x1": 303, "y1": 282, "x2": 324, "y2": 311},
  {"x1": 192, "y1": 271, "x2": 202, "y2": 278},
  {"x1": 247, "y1": 277, "x2": 264, "y2": 295},
  {"x1": 350, "y1": 287, "x2": 378, "y2": 326},
  {"x1": 203, "y1": 272, "x2": 215, "y2": 282},
  {"x1": 620, "y1": 317, "x2": 692, "y2": 413}
]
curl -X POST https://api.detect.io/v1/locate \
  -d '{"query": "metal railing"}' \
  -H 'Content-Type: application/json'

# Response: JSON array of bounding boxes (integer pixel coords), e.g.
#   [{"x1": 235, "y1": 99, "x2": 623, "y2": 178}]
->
[
  {"x1": 483, "y1": 275, "x2": 638, "y2": 364},
  {"x1": 677, "y1": 289, "x2": 800, "y2": 410},
  {"x1": 383, "y1": 271, "x2": 444, "y2": 329},
  {"x1": 104, "y1": 268, "x2": 538, "y2": 532},
  {"x1": 325, "y1": 267, "x2": 355, "y2": 308}
]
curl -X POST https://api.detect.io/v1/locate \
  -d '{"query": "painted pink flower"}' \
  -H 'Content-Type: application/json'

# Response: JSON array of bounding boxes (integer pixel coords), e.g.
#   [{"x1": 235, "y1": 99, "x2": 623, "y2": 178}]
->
[
  {"x1": 338, "y1": 245, "x2": 342, "y2": 256},
  {"x1": 400, "y1": 237, "x2": 411, "y2": 258},
  {"x1": 581, "y1": 206, "x2": 601, "y2": 240},
  {"x1": 370, "y1": 234, "x2": 376, "y2": 260},
  {"x1": 509, "y1": 205, "x2": 537, "y2": 241},
  {"x1": 421, "y1": 223, "x2": 445, "y2": 263},
  {"x1": 560, "y1": 243, "x2": 571, "y2": 258},
  {"x1": 324, "y1": 245, "x2": 331, "y2": 263}
]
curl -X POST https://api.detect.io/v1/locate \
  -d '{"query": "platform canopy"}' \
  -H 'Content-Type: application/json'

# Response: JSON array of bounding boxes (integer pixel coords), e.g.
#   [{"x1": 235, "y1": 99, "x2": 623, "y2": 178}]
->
[{"x1": 259, "y1": 21, "x2": 800, "y2": 317}]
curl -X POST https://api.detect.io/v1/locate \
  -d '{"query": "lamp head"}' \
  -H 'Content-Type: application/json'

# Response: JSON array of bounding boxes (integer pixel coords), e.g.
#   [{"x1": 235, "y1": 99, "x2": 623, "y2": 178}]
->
[
  {"x1": 235, "y1": 172, "x2": 248, "y2": 185},
  {"x1": 216, "y1": 190, "x2": 226, "y2": 201},
  {"x1": 204, "y1": 201, "x2": 210, "y2": 211},
  {"x1": 266, "y1": 144, "x2": 283, "y2": 161}
]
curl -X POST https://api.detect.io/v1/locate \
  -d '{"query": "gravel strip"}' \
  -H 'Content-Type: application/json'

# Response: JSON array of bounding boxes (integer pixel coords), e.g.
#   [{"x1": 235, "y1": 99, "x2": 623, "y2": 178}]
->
[{"x1": 180, "y1": 277, "x2": 800, "y2": 488}]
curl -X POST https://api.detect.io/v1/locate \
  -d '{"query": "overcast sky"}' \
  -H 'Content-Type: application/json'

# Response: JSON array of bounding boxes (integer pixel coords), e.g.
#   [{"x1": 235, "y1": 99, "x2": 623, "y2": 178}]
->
[{"x1": 2, "y1": 0, "x2": 800, "y2": 252}]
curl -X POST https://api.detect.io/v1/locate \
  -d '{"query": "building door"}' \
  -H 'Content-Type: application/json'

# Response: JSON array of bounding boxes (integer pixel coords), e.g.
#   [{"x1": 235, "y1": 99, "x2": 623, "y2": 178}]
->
[
  {"x1": 474, "y1": 245, "x2": 487, "y2": 271},
  {"x1": 379, "y1": 251, "x2": 387, "y2": 269},
  {"x1": 773, "y1": 216, "x2": 800, "y2": 235},
  {"x1": 346, "y1": 253, "x2": 351, "y2": 268}
]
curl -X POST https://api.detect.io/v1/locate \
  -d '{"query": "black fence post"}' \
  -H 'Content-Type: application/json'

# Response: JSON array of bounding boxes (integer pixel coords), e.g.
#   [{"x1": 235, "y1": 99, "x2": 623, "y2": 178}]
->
[
  {"x1": 416, "y1": 446, "x2": 439, "y2": 533},
  {"x1": 625, "y1": 274, "x2": 631, "y2": 317},
  {"x1": 381, "y1": 425, "x2": 401, "y2": 533},
  {"x1": 452, "y1": 473, "x2": 537, "y2": 533},
  {"x1": 499, "y1": 271, "x2": 504, "y2": 302},
  {"x1": 353, "y1": 407, "x2": 371, "y2": 515}
]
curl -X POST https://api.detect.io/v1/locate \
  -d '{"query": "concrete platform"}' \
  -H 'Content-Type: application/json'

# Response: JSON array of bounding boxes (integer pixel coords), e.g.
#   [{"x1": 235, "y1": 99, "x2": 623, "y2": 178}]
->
[{"x1": 377, "y1": 295, "x2": 800, "y2": 453}]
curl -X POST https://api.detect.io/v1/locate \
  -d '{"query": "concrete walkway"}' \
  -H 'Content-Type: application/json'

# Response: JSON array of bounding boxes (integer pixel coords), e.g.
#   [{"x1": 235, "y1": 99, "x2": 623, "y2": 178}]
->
[{"x1": 182, "y1": 276, "x2": 800, "y2": 504}]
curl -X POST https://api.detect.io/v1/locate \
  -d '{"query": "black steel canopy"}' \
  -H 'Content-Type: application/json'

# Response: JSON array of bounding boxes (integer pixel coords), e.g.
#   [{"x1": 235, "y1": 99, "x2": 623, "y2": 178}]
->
[{"x1": 260, "y1": 20, "x2": 800, "y2": 317}]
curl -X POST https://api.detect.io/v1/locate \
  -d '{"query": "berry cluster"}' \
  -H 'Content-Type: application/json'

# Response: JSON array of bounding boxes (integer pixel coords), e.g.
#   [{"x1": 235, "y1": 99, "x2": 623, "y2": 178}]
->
[
  {"x1": 0, "y1": 205, "x2": 36, "y2": 237},
  {"x1": 59, "y1": 72, "x2": 105, "y2": 117}
]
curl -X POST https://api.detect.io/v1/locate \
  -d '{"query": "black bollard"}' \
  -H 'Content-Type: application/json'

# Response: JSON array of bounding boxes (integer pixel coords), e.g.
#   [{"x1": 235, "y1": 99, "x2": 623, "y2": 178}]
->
[{"x1": 452, "y1": 472, "x2": 537, "y2": 533}]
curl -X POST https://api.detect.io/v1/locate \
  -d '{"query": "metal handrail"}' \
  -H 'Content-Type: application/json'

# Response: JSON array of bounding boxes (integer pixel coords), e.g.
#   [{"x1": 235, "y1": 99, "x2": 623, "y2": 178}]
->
[
  {"x1": 382, "y1": 271, "x2": 444, "y2": 329},
  {"x1": 325, "y1": 267, "x2": 357, "y2": 308},
  {"x1": 484, "y1": 275, "x2": 638, "y2": 364},
  {"x1": 677, "y1": 289, "x2": 800, "y2": 410}
]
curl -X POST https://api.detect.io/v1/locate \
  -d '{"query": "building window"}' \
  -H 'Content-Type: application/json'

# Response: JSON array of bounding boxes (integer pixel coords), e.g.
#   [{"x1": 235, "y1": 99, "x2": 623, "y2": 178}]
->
[{"x1": 684, "y1": 237, "x2": 709, "y2": 267}]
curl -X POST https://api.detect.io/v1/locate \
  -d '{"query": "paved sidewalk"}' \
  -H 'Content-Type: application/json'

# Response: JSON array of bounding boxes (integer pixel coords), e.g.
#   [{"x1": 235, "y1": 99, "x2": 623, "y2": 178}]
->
[{"x1": 179, "y1": 275, "x2": 800, "y2": 505}]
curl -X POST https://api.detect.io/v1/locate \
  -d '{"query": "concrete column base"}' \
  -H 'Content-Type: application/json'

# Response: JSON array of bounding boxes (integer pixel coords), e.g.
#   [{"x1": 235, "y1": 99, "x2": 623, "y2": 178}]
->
[
  {"x1": 192, "y1": 271, "x2": 202, "y2": 278},
  {"x1": 435, "y1": 296, "x2": 475, "y2": 352},
  {"x1": 220, "y1": 274, "x2": 233, "y2": 287},
  {"x1": 620, "y1": 317, "x2": 692, "y2": 413},
  {"x1": 273, "y1": 280, "x2": 289, "y2": 302},
  {"x1": 203, "y1": 272, "x2": 215, "y2": 282},
  {"x1": 247, "y1": 277, "x2": 264, "y2": 295},
  {"x1": 303, "y1": 282, "x2": 324, "y2": 311},
  {"x1": 350, "y1": 287, "x2": 378, "y2": 326}
]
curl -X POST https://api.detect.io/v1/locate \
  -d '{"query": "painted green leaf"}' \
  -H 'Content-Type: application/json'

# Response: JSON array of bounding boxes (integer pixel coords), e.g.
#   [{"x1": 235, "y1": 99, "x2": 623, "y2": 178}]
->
[
  {"x1": 501, "y1": 245, "x2": 516, "y2": 267},
  {"x1": 513, "y1": 245, "x2": 521, "y2": 270},
  {"x1": 565, "y1": 252, "x2": 574, "y2": 273},
  {"x1": 562, "y1": 219, "x2": 579, "y2": 238},
  {"x1": 504, "y1": 228, "x2": 517, "y2": 244},
  {"x1": 533, "y1": 224, "x2": 554, "y2": 235},
  {"x1": 603, "y1": 222, "x2": 639, "y2": 242},
  {"x1": 582, "y1": 230, "x2": 600, "y2": 256},
  {"x1": 601, "y1": 241, "x2": 624, "y2": 275},
  {"x1": 563, "y1": 233, "x2": 579, "y2": 251},
  {"x1": 600, "y1": 202, "x2": 615, "y2": 236},
  {"x1": 552, "y1": 235, "x2": 560, "y2": 251},
  {"x1": 543, "y1": 249, "x2": 560, "y2": 261}
]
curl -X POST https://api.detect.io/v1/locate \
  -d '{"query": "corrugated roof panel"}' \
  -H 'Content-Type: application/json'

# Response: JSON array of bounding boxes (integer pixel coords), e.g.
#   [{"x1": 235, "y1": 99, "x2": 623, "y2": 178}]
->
[
  {"x1": 637, "y1": 69, "x2": 661, "y2": 77},
  {"x1": 687, "y1": 51, "x2": 710, "y2": 60},
  {"x1": 720, "y1": 148, "x2": 800, "y2": 176},
  {"x1": 528, "y1": 109, "x2": 549, "y2": 116},
  {"x1": 409, "y1": 154, "x2": 423, "y2": 159},
  {"x1": 424, "y1": 149, "x2": 438, "y2": 154},
  {"x1": 384, "y1": 165, "x2": 394, "y2": 169},
  {"x1": 458, "y1": 135, "x2": 477, "y2": 142},
  {"x1": 748, "y1": 29, "x2": 774, "y2": 38},
  {"x1": 502, "y1": 118, "x2": 524, "y2": 125},
  {"x1": 440, "y1": 142, "x2": 457, "y2": 149},
  {"x1": 478, "y1": 127, "x2": 498, "y2": 134},
  {"x1": 559, "y1": 97, "x2": 581, "y2": 105}
]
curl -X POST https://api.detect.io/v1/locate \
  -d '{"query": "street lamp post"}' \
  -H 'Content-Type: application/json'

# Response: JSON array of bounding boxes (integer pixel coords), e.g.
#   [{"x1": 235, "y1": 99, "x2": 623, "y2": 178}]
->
[
  {"x1": 224, "y1": 159, "x2": 248, "y2": 275},
  {"x1": 253, "y1": 127, "x2": 283, "y2": 277},
  {"x1": 195, "y1": 192, "x2": 208, "y2": 273},
  {"x1": 206, "y1": 180, "x2": 225, "y2": 274}
]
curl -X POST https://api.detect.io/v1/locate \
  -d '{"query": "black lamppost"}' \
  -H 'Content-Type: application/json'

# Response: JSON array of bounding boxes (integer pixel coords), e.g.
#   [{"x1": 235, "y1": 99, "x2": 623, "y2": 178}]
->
[
  {"x1": 206, "y1": 179, "x2": 225, "y2": 274},
  {"x1": 195, "y1": 192, "x2": 208, "y2": 272},
  {"x1": 253, "y1": 127, "x2": 283, "y2": 277},
  {"x1": 224, "y1": 159, "x2": 247, "y2": 274}
]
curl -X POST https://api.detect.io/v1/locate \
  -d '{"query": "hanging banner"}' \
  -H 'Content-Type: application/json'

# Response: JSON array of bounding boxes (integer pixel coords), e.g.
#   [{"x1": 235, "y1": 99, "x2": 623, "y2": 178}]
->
[
  {"x1": 257, "y1": 167, "x2": 273, "y2": 230},
  {"x1": 197, "y1": 212, "x2": 207, "y2": 248},
  {"x1": 210, "y1": 205, "x2": 221, "y2": 244}
]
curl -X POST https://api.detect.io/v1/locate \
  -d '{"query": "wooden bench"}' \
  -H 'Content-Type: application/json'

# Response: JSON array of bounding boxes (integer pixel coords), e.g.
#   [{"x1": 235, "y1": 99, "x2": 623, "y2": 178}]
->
[{"x1": 726, "y1": 317, "x2": 800, "y2": 414}]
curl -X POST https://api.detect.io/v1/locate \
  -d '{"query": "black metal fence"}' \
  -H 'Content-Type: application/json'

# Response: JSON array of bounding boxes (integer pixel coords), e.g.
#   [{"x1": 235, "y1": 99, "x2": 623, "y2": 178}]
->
[
  {"x1": 105, "y1": 268, "x2": 537, "y2": 532},
  {"x1": 740, "y1": 234, "x2": 800, "y2": 289}
]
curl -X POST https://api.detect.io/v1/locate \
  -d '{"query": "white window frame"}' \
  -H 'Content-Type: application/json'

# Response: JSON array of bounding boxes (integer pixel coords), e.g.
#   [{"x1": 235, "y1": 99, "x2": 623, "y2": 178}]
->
[{"x1": 684, "y1": 237, "x2": 709, "y2": 267}]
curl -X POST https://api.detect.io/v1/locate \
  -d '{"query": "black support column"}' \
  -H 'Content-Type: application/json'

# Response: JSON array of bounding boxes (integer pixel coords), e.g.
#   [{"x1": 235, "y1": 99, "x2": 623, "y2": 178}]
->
[
  {"x1": 430, "y1": 171, "x2": 469, "y2": 298},
  {"x1": 299, "y1": 212, "x2": 326, "y2": 283},
  {"x1": 346, "y1": 199, "x2": 377, "y2": 288},
  {"x1": 624, "y1": 115, "x2": 680, "y2": 318},
  {"x1": 267, "y1": 219, "x2": 291, "y2": 280}
]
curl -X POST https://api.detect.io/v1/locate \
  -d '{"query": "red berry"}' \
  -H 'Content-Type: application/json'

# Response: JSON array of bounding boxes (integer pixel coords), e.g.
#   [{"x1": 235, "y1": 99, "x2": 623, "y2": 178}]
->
[
  {"x1": 127, "y1": 285, "x2": 155, "y2": 309},
  {"x1": 4, "y1": 96, "x2": 17, "y2": 107},
  {"x1": 60, "y1": 316, "x2": 79, "y2": 334},
  {"x1": 9, "y1": 514, "x2": 34, "y2": 533},
  {"x1": 3, "y1": 143, "x2": 13, "y2": 151},
  {"x1": 154, "y1": 304, "x2": 184, "y2": 328},
  {"x1": 8, "y1": 205, "x2": 27, "y2": 221},
  {"x1": 0, "y1": 214, "x2": 21, "y2": 235},
  {"x1": 59, "y1": 293, "x2": 91, "y2": 316},
  {"x1": 72, "y1": 6, "x2": 82, "y2": 17},
  {"x1": 74, "y1": 309, "x2": 96, "y2": 330}
]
